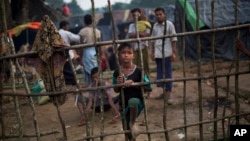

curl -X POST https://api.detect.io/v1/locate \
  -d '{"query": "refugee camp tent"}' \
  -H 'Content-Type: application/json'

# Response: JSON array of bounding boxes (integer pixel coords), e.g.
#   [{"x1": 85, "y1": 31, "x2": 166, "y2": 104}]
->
[{"x1": 175, "y1": 0, "x2": 250, "y2": 60}]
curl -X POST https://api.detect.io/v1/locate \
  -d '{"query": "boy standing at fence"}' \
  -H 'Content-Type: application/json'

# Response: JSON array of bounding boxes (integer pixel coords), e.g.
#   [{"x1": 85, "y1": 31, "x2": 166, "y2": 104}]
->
[
  {"x1": 76, "y1": 67, "x2": 120, "y2": 126},
  {"x1": 113, "y1": 43, "x2": 152, "y2": 140}
]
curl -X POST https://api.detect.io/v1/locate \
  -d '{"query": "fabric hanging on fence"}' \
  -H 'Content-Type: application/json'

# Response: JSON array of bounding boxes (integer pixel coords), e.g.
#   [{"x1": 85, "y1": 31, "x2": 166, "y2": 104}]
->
[{"x1": 31, "y1": 15, "x2": 67, "y2": 106}]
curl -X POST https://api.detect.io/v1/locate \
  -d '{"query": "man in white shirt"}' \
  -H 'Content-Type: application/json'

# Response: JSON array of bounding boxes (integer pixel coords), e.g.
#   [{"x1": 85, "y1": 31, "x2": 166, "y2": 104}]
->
[
  {"x1": 151, "y1": 7, "x2": 177, "y2": 104},
  {"x1": 58, "y1": 20, "x2": 80, "y2": 60},
  {"x1": 58, "y1": 20, "x2": 81, "y2": 85}
]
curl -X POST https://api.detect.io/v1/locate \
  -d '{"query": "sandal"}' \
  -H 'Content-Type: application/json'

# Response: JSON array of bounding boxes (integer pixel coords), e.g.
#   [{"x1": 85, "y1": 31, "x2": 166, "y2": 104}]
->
[
  {"x1": 78, "y1": 120, "x2": 85, "y2": 126},
  {"x1": 108, "y1": 114, "x2": 120, "y2": 124}
]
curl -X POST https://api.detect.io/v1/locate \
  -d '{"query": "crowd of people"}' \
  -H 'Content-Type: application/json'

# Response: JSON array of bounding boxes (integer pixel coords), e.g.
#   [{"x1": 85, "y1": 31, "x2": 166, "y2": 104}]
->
[
  {"x1": 56, "y1": 7, "x2": 177, "y2": 141},
  {"x1": 1, "y1": 7, "x2": 177, "y2": 141}
]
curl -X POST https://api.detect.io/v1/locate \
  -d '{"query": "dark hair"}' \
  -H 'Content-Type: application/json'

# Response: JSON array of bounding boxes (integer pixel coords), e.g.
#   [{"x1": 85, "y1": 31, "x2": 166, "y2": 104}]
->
[
  {"x1": 84, "y1": 14, "x2": 93, "y2": 25},
  {"x1": 90, "y1": 67, "x2": 98, "y2": 77},
  {"x1": 118, "y1": 43, "x2": 133, "y2": 52},
  {"x1": 130, "y1": 8, "x2": 141, "y2": 14},
  {"x1": 154, "y1": 7, "x2": 165, "y2": 13},
  {"x1": 107, "y1": 46, "x2": 113, "y2": 53},
  {"x1": 59, "y1": 20, "x2": 69, "y2": 29}
]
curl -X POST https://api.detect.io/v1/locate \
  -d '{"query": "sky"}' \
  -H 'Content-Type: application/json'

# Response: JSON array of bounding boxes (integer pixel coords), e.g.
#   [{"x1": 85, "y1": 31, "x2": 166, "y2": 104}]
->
[{"x1": 63, "y1": 0, "x2": 132, "y2": 10}]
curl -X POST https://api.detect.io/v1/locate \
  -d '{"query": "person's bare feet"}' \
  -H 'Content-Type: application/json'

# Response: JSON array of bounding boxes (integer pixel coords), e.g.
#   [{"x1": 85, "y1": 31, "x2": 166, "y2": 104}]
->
[
  {"x1": 78, "y1": 117, "x2": 85, "y2": 126},
  {"x1": 130, "y1": 123, "x2": 139, "y2": 139},
  {"x1": 155, "y1": 93, "x2": 174, "y2": 105},
  {"x1": 108, "y1": 113, "x2": 120, "y2": 124},
  {"x1": 78, "y1": 120, "x2": 85, "y2": 126}
]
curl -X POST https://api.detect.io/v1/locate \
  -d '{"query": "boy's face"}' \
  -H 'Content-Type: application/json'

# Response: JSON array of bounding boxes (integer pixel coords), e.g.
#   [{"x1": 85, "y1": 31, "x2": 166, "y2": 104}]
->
[
  {"x1": 63, "y1": 24, "x2": 70, "y2": 31},
  {"x1": 91, "y1": 73, "x2": 99, "y2": 84},
  {"x1": 119, "y1": 47, "x2": 134, "y2": 63}
]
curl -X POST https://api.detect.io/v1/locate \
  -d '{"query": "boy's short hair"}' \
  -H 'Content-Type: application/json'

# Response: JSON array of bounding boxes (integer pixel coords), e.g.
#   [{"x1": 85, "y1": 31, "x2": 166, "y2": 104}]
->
[
  {"x1": 59, "y1": 20, "x2": 69, "y2": 29},
  {"x1": 154, "y1": 7, "x2": 165, "y2": 13},
  {"x1": 90, "y1": 67, "x2": 98, "y2": 77},
  {"x1": 130, "y1": 8, "x2": 141, "y2": 14},
  {"x1": 84, "y1": 14, "x2": 93, "y2": 25},
  {"x1": 118, "y1": 43, "x2": 133, "y2": 52}
]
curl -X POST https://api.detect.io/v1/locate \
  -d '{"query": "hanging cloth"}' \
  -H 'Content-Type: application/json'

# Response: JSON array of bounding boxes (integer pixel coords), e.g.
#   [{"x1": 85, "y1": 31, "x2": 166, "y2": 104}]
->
[{"x1": 32, "y1": 15, "x2": 67, "y2": 106}]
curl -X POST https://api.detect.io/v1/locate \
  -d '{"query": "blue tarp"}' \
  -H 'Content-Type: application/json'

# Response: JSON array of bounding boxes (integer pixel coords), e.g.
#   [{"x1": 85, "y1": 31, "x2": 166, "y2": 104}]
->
[{"x1": 175, "y1": 0, "x2": 250, "y2": 60}]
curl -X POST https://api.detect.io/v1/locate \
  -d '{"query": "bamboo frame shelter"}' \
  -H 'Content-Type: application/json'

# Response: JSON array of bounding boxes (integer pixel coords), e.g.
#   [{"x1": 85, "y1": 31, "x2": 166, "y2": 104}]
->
[{"x1": 1, "y1": 0, "x2": 250, "y2": 141}]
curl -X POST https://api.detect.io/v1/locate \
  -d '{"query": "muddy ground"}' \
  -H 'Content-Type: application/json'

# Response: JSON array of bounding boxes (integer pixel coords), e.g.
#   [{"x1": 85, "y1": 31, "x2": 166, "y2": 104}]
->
[{"x1": 1, "y1": 61, "x2": 250, "y2": 141}]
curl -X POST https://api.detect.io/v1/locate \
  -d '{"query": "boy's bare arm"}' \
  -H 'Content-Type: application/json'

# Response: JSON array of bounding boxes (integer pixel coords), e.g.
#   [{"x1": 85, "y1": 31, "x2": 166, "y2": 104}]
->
[{"x1": 86, "y1": 97, "x2": 93, "y2": 111}]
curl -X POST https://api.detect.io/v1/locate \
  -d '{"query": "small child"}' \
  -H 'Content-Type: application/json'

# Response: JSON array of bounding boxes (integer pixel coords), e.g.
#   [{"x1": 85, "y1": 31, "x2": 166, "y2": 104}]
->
[
  {"x1": 77, "y1": 67, "x2": 120, "y2": 126},
  {"x1": 112, "y1": 43, "x2": 152, "y2": 140},
  {"x1": 137, "y1": 14, "x2": 151, "y2": 33}
]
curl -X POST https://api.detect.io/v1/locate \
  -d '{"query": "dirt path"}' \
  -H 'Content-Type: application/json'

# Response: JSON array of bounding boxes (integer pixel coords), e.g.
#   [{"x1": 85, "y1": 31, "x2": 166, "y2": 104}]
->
[{"x1": 1, "y1": 61, "x2": 250, "y2": 141}]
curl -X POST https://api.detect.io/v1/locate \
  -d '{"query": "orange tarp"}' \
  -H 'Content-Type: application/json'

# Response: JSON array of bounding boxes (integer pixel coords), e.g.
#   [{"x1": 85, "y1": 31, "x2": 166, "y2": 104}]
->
[{"x1": 8, "y1": 22, "x2": 41, "y2": 37}]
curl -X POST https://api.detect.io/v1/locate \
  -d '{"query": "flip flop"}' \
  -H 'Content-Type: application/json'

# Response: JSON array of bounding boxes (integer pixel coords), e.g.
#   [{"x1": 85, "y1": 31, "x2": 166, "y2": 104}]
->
[{"x1": 108, "y1": 114, "x2": 120, "y2": 124}]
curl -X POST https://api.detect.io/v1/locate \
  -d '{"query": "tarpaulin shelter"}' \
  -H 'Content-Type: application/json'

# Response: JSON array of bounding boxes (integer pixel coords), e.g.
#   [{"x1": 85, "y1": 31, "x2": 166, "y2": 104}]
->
[
  {"x1": 8, "y1": 22, "x2": 41, "y2": 52},
  {"x1": 175, "y1": 0, "x2": 250, "y2": 60}
]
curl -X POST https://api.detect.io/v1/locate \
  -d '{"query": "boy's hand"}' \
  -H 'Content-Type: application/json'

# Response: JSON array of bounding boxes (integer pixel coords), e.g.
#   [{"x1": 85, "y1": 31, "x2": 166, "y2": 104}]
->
[
  {"x1": 171, "y1": 53, "x2": 176, "y2": 61},
  {"x1": 124, "y1": 80, "x2": 133, "y2": 87},
  {"x1": 117, "y1": 74, "x2": 125, "y2": 84}
]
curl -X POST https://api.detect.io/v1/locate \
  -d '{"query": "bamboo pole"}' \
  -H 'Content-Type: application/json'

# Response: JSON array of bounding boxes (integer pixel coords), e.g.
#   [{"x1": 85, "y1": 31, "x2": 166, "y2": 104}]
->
[
  {"x1": 7, "y1": 34, "x2": 24, "y2": 139},
  {"x1": 107, "y1": 0, "x2": 128, "y2": 140},
  {"x1": 0, "y1": 0, "x2": 7, "y2": 138},
  {"x1": 1, "y1": 70, "x2": 250, "y2": 97},
  {"x1": 46, "y1": 56, "x2": 67, "y2": 139},
  {"x1": 194, "y1": 0, "x2": 203, "y2": 140},
  {"x1": 90, "y1": 1, "x2": 99, "y2": 140},
  {"x1": 66, "y1": 48, "x2": 90, "y2": 140},
  {"x1": 3, "y1": 130, "x2": 59, "y2": 138},
  {"x1": 0, "y1": 5, "x2": 7, "y2": 139},
  {"x1": 160, "y1": 13, "x2": 169, "y2": 141},
  {"x1": 3, "y1": 3, "x2": 36, "y2": 138},
  {"x1": 234, "y1": 0, "x2": 240, "y2": 125},
  {"x1": 210, "y1": 0, "x2": 219, "y2": 140},
  {"x1": 72, "y1": 112, "x2": 250, "y2": 141},
  {"x1": 181, "y1": 0, "x2": 188, "y2": 141},
  {"x1": 1, "y1": 23, "x2": 250, "y2": 61},
  {"x1": 133, "y1": 7, "x2": 151, "y2": 141}
]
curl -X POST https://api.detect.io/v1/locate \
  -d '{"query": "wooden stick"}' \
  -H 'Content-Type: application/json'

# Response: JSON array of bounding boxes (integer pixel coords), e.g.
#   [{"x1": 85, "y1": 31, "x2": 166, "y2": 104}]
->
[
  {"x1": 181, "y1": 1, "x2": 188, "y2": 141},
  {"x1": 1, "y1": 70, "x2": 250, "y2": 97},
  {"x1": 194, "y1": 1, "x2": 203, "y2": 140},
  {"x1": 7, "y1": 34, "x2": 24, "y2": 138},
  {"x1": 107, "y1": 1, "x2": 128, "y2": 140},
  {"x1": 8, "y1": 33, "x2": 41, "y2": 140},
  {"x1": 4, "y1": 130, "x2": 60, "y2": 138},
  {"x1": 234, "y1": 0, "x2": 240, "y2": 125},
  {"x1": 72, "y1": 112, "x2": 250, "y2": 141},
  {"x1": 211, "y1": 0, "x2": 219, "y2": 140},
  {"x1": 1, "y1": 23, "x2": 250, "y2": 61}
]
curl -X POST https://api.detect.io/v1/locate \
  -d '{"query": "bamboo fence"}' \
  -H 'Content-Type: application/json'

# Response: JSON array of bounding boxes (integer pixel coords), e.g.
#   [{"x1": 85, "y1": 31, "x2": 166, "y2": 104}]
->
[{"x1": 0, "y1": 0, "x2": 250, "y2": 141}]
